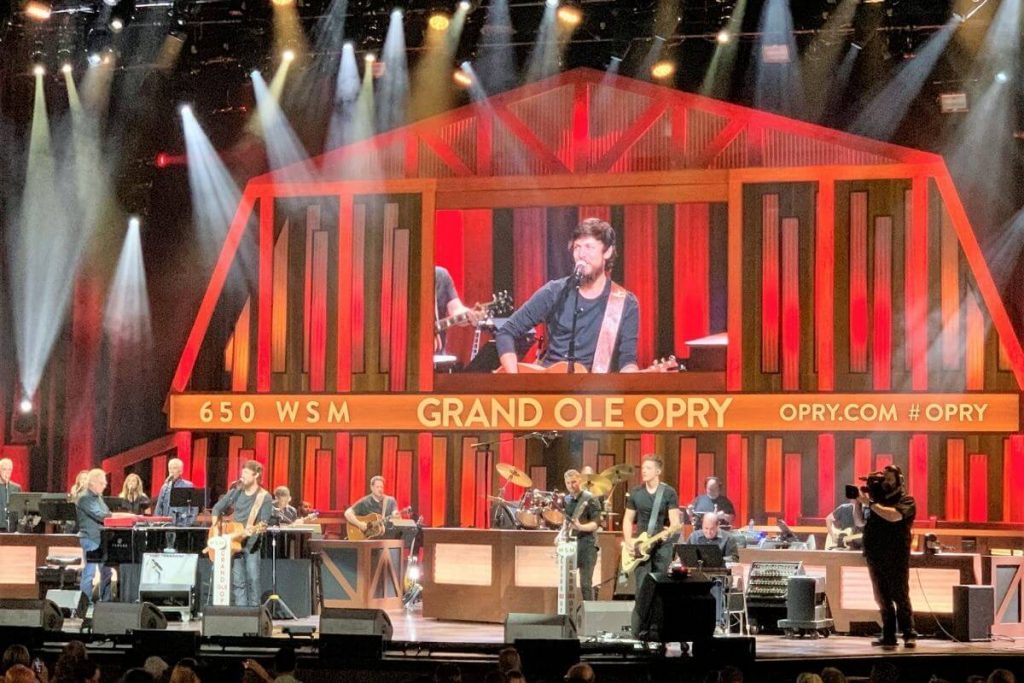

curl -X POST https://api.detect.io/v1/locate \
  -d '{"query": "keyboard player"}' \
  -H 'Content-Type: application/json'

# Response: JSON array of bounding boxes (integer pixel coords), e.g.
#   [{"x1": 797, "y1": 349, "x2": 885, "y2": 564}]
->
[
  {"x1": 684, "y1": 514, "x2": 738, "y2": 632},
  {"x1": 76, "y1": 469, "x2": 134, "y2": 605}
]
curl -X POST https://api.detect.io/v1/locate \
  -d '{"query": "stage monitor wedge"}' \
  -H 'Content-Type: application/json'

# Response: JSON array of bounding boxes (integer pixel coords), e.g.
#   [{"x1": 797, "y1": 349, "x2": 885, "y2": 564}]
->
[
  {"x1": 45, "y1": 589, "x2": 87, "y2": 619},
  {"x1": 0, "y1": 599, "x2": 63, "y2": 631},
  {"x1": 504, "y1": 613, "x2": 575, "y2": 641},
  {"x1": 319, "y1": 607, "x2": 393, "y2": 639},
  {"x1": 202, "y1": 605, "x2": 272, "y2": 637},
  {"x1": 92, "y1": 602, "x2": 167, "y2": 635}
]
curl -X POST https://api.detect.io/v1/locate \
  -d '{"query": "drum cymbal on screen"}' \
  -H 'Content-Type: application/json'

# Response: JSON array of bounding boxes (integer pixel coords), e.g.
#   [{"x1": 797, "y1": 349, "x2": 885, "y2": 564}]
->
[{"x1": 580, "y1": 474, "x2": 612, "y2": 497}]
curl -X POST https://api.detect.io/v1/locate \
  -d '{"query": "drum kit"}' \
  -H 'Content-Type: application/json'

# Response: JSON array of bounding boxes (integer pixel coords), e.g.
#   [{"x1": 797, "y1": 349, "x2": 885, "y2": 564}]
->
[{"x1": 489, "y1": 462, "x2": 636, "y2": 530}]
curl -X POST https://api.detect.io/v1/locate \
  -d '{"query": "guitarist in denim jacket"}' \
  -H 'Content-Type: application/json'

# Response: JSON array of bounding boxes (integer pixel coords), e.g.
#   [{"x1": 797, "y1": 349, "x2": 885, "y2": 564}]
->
[{"x1": 621, "y1": 455, "x2": 681, "y2": 597}]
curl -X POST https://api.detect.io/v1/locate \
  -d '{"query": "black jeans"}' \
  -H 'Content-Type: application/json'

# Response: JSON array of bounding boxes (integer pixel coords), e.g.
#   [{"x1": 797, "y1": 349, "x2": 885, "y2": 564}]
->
[
  {"x1": 866, "y1": 554, "x2": 914, "y2": 641},
  {"x1": 577, "y1": 538, "x2": 598, "y2": 601}
]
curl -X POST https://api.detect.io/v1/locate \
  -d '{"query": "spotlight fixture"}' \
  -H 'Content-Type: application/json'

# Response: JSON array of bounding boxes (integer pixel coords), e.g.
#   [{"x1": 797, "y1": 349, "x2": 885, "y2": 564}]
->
[
  {"x1": 18, "y1": 398, "x2": 32, "y2": 414},
  {"x1": 282, "y1": 48, "x2": 295, "y2": 62},
  {"x1": 33, "y1": 64, "x2": 45, "y2": 77},
  {"x1": 179, "y1": 104, "x2": 192, "y2": 116},
  {"x1": 716, "y1": 29, "x2": 731, "y2": 44},
  {"x1": 271, "y1": 0, "x2": 294, "y2": 5},
  {"x1": 110, "y1": 17, "x2": 124, "y2": 31},
  {"x1": 23, "y1": 0, "x2": 51, "y2": 20},
  {"x1": 545, "y1": 0, "x2": 557, "y2": 6},
  {"x1": 650, "y1": 60, "x2": 675, "y2": 79},
  {"x1": 61, "y1": 62, "x2": 72, "y2": 74},
  {"x1": 129, "y1": 216, "x2": 140, "y2": 230},
  {"x1": 557, "y1": 4, "x2": 582, "y2": 25},
  {"x1": 87, "y1": 52, "x2": 102, "y2": 66},
  {"x1": 453, "y1": 67, "x2": 472, "y2": 87},
  {"x1": 102, "y1": 0, "x2": 116, "y2": 7},
  {"x1": 365, "y1": 53, "x2": 376, "y2": 63},
  {"x1": 996, "y1": 71, "x2": 1009, "y2": 83},
  {"x1": 458, "y1": 0, "x2": 471, "y2": 9},
  {"x1": 428, "y1": 12, "x2": 450, "y2": 31}
]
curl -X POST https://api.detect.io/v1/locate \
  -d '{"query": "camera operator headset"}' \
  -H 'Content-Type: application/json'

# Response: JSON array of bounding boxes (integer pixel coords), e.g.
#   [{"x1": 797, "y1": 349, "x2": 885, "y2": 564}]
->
[{"x1": 855, "y1": 464, "x2": 919, "y2": 649}]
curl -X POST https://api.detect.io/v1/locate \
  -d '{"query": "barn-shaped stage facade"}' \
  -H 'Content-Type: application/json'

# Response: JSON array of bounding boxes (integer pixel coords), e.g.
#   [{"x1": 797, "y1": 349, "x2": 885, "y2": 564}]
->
[{"x1": 148, "y1": 67, "x2": 1024, "y2": 531}]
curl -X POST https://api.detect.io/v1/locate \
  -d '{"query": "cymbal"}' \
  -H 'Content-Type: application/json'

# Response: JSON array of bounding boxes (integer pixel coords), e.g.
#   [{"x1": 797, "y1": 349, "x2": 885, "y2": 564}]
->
[
  {"x1": 580, "y1": 474, "x2": 612, "y2": 497},
  {"x1": 496, "y1": 462, "x2": 533, "y2": 487},
  {"x1": 599, "y1": 463, "x2": 636, "y2": 484},
  {"x1": 487, "y1": 495, "x2": 512, "y2": 503}
]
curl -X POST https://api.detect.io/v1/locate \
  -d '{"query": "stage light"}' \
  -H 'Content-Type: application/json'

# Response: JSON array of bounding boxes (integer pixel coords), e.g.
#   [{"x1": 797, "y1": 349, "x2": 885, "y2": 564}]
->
[
  {"x1": 18, "y1": 398, "x2": 32, "y2": 414},
  {"x1": 110, "y1": 17, "x2": 124, "y2": 31},
  {"x1": 102, "y1": 0, "x2": 116, "y2": 6},
  {"x1": 996, "y1": 71, "x2": 1009, "y2": 83},
  {"x1": 179, "y1": 104, "x2": 192, "y2": 116},
  {"x1": 155, "y1": 152, "x2": 169, "y2": 168},
  {"x1": 428, "y1": 12, "x2": 450, "y2": 31},
  {"x1": 61, "y1": 62, "x2": 72, "y2": 74},
  {"x1": 87, "y1": 52, "x2": 101, "y2": 66},
  {"x1": 459, "y1": 0, "x2": 471, "y2": 9},
  {"x1": 761, "y1": 43, "x2": 791, "y2": 63},
  {"x1": 717, "y1": 29, "x2": 731, "y2": 44},
  {"x1": 23, "y1": 1, "x2": 51, "y2": 20},
  {"x1": 271, "y1": 0, "x2": 294, "y2": 5},
  {"x1": 365, "y1": 53, "x2": 375, "y2": 63},
  {"x1": 545, "y1": 0, "x2": 557, "y2": 6},
  {"x1": 556, "y1": 4, "x2": 582, "y2": 25},
  {"x1": 453, "y1": 67, "x2": 472, "y2": 87},
  {"x1": 282, "y1": 49, "x2": 295, "y2": 62},
  {"x1": 651, "y1": 60, "x2": 675, "y2": 79},
  {"x1": 406, "y1": 563, "x2": 421, "y2": 582},
  {"x1": 33, "y1": 64, "x2": 45, "y2": 77}
]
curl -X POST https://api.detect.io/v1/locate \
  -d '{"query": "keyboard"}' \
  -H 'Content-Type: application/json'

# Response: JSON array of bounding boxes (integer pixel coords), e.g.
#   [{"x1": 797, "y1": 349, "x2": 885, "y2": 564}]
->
[{"x1": 103, "y1": 515, "x2": 174, "y2": 528}]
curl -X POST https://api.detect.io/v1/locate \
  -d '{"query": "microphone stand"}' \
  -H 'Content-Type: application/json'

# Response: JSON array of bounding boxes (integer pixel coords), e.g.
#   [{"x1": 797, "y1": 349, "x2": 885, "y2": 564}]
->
[{"x1": 566, "y1": 271, "x2": 582, "y2": 374}]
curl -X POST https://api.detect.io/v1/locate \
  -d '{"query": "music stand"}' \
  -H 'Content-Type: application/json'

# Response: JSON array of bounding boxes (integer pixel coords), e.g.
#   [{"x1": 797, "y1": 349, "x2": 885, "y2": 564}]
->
[
  {"x1": 263, "y1": 526, "x2": 296, "y2": 621},
  {"x1": 104, "y1": 496, "x2": 128, "y2": 512},
  {"x1": 169, "y1": 487, "x2": 204, "y2": 521},
  {"x1": 8, "y1": 492, "x2": 43, "y2": 517},
  {"x1": 674, "y1": 543, "x2": 725, "y2": 570}
]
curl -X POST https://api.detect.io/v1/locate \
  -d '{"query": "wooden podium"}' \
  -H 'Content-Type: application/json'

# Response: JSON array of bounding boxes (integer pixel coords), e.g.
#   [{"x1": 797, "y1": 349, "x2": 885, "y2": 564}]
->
[{"x1": 310, "y1": 540, "x2": 404, "y2": 610}]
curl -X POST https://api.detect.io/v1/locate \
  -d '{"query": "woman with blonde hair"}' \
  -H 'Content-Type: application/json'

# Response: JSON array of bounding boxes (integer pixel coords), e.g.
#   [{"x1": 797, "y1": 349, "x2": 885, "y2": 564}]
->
[
  {"x1": 68, "y1": 470, "x2": 89, "y2": 501},
  {"x1": 118, "y1": 474, "x2": 151, "y2": 514}
]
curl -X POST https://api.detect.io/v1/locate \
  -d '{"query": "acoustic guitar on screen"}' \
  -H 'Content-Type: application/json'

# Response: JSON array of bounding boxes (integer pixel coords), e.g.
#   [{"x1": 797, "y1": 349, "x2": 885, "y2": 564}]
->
[
  {"x1": 498, "y1": 356, "x2": 680, "y2": 374},
  {"x1": 348, "y1": 506, "x2": 413, "y2": 540},
  {"x1": 434, "y1": 291, "x2": 514, "y2": 335}
]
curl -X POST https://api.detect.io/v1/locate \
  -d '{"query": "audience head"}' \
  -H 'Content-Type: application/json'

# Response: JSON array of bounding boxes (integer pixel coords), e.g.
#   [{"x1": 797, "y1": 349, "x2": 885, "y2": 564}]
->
[
  {"x1": 869, "y1": 663, "x2": 899, "y2": 683},
  {"x1": 565, "y1": 662, "x2": 595, "y2": 682},
  {"x1": 719, "y1": 665, "x2": 744, "y2": 683},
  {"x1": 143, "y1": 656, "x2": 168, "y2": 680},
  {"x1": 1, "y1": 645, "x2": 30, "y2": 672},
  {"x1": 483, "y1": 673, "x2": 508, "y2": 683},
  {"x1": 796, "y1": 675, "x2": 823, "y2": 683},
  {"x1": 4, "y1": 665, "x2": 35, "y2": 683},
  {"x1": 505, "y1": 672, "x2": 526, "y2": 683},
  {"x1": 434, "y1": 663, "x2": 461, "y2": 683},
  {"x1": 275, "y1": 648, "x2": 297, "y2": 674},
  {"x1": 988, "y1": 671, "x2": 1017, "y2": 683},
  {"x1": 820, "y1": 667, "x2": 847, "y2": 683},
  {"x1": 121, "y1": 669, "x2": 156, "y2": 683},
  {"x1": 497, "y1": 648, "x2": 521, "y2": 674},
  {"x1": 169, "y1": 658, "x2": 200, "y2": 683}
]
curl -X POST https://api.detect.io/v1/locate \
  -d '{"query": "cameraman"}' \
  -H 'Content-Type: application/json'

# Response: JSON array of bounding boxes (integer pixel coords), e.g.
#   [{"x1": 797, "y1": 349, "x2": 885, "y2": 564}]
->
[{"x1": 856, "y1": 465, "x2": 918, "y2": 649}]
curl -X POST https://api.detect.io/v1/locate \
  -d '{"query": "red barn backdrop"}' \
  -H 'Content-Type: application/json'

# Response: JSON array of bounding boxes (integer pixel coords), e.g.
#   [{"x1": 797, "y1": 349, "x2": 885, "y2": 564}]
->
[{"x1": 99, "y1": 68, "x2": 1024, "y2": 531}]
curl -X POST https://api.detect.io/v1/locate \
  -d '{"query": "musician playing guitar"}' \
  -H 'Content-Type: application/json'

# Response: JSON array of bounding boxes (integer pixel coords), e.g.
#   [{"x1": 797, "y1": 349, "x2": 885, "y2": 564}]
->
[
  {"x1": 621, "y1": 455, "x2": 682, "y2": 623},
  {"x1": 495, "y1": 218, "x2": 639, "y2": 374},
  {"x1": 435, "y1": 265, "x2": 486, "y2": 353},
  {"x1": 210, "y1": 459, "x2": 274, "y2": 607},
  {"x1": 563, "y1": 469, "x2": 603, "y2": 600},
  {"x1": 345, "y1": 475, "x2": 401, "y2": 539}
]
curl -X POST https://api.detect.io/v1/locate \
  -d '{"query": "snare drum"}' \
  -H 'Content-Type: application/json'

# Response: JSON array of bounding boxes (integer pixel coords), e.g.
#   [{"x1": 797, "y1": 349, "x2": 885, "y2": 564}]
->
[
  {"x1": 516, "y1": 508, "x2": 542, "y2": 529},
  {"x1": 541, "y1": 492, "x2": 565, "y2": 527}
]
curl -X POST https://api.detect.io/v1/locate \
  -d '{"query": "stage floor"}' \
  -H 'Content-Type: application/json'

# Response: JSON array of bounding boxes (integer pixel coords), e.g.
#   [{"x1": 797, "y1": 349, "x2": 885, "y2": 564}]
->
[{"x1": 63, "y1": 606, "x2": 1024, "y2": 662}]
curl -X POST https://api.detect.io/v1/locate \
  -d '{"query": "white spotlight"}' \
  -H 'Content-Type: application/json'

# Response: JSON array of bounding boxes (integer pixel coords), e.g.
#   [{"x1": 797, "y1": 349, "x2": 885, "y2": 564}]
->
[
  {"x1": 110, "y1": 17, "x2": 123, "y2": 31},
  {"x1": 179, "y1": 104, "x2": 192, "y2": 116},
  {"x1": 996, "y1": 71, "x2": 1009, "y2": 83},
  {"x1": 61, "y1": 62, "x2": 72, "y2": 74},
  {"x1": 458, "y1": 0, "x2": 471, "y2": 9},
  {"x1": 282, "y1": 49, "x2": 295, "y2": 62},
  {"x1": 129, "y1": 216, "x2": 140, "y2": 230},
  {"x1": 18, "y1": 398, "x2": 32, "y2": 414},
  {"x1": 87, "y1": 52, "x2": 102, "y2": 66},
  {"x1": 717, "y1": 29, "x2": 731, "y2": 44},
  {"x1": 32, "y1": 64, "x2": 45, "y2": 77}
]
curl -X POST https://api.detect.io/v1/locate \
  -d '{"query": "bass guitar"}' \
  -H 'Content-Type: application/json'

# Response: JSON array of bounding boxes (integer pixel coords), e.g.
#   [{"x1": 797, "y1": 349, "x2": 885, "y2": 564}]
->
[
  {"x1": 348, "y1": 506, "x2": 413, "y2": 540},
  {"x1": 203, "y1": 520, "x2": 268, "y2": 557},
  {"x1": 498, "y1": 356, "x2": 680, "y2": 374},
  {"x1": 620, "y1": 523, "x2": 683, "y2": 574}
]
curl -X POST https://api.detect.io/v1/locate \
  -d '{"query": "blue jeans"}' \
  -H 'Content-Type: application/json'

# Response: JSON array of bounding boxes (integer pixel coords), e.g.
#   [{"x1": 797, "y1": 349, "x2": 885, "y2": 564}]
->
[
  {"x1": 79, "y1": 538, "x2": 112, "y2": 603},
  {"x1": 231, "y1": 551, "x2": 262, "y2": 607}
]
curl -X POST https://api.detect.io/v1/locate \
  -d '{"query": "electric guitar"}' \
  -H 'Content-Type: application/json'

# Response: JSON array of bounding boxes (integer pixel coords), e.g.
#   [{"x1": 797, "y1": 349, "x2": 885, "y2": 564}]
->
[
  {"x1": 825, "y1": 526, "x2": 863, "y2": 550},
  {"x1": 435, "y1": 291, "x2": 513, "y2": 334},
  {"x1": 498, "y1": 356, "x2": 680, "y2": 374},
  {"x1": 348, "y1": 506, "x2": 413, "y2": 540},
  {"x1": 203, "y1": 520, "x2": 268, "y2": 557},
  {"x1": 620, "y1": 523, "x2": 683, "y2": 574}
]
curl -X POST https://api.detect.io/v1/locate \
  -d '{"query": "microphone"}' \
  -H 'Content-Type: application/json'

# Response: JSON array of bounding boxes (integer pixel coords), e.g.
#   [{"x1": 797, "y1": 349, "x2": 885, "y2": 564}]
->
[
  {"x1": 572, "y1": 261, "x2": 586, "y2": 281},
  {"x1": 164, "y1": 474, "x2": 174, "y2": 484},
  {"x1": 231, "y1": 477, "x2": 243, "y2": 489}
]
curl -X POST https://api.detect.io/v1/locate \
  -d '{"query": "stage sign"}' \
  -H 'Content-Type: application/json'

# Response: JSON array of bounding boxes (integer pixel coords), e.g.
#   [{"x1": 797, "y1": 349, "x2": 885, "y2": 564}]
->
[{"x1": 168, "y1": 393, "x2": 1020, "y2": 433}]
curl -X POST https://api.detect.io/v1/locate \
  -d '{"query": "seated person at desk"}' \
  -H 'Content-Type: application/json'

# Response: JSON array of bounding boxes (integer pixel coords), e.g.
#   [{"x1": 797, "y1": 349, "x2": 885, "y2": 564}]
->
[
  {"x1": 76, "y1": 469, "x2": 133, "y2": 604},
  {"x1": 118, "y1": 473, "x2": 151, "y2": 515},
  {"x1": 688, "y1": 476, "x2": 736, "y2": 528},
  {"x1": 825, "y1": 500, "x2": 866, "y2": 550},
  {"x1": 273, "y1": 486, "x2": 297, "y2": 525},
  {"x1": 154, "y1": 458, "x2": 198, "y2": 525},
  {"x1": 686, "y1": 514, "x2": 739, "y2": 562},
  {"x1": 345, "y1": 475, "x2": 400, "y2": 538}
]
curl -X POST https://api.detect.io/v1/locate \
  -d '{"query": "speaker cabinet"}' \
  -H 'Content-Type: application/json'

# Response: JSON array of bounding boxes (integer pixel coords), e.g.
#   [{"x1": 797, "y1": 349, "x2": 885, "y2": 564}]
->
[
  {"x1": 0, "y1": 599, "x2": 63, "y2": 631},
  {"x1": 786, "y1": 576, "x2": 818, "y2": 623},
  {"x1": 577, "y1": 601, "x2": 634, "y2": 638},
  {"x1": 319, "y1": 608, "x2": 393, "y2": 639},
  {"x1": 45, "y1": 589, "x2": 87, "y2": 619},
  {"x1": 953, "y1": 584, "x2": 994, "y2": 642},
  {"x1": 632, "y1": 572, "x2": 716, "y2": 642},
  {"x1": 504, "y1": 613, "x2": 574, "y2": 642},
  {"x1": 92, "y1": 602, "x2": 167, "y2": 634},
  {"x1": 202, "y1": 605, "x2": 272, "y2": 637}
]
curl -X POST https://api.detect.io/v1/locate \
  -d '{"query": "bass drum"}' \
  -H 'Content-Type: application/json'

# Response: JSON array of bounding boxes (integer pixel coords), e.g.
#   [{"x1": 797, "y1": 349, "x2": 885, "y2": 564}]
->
[{"x1": 516, "y1": 508, "x2": 542, "y2": 529}]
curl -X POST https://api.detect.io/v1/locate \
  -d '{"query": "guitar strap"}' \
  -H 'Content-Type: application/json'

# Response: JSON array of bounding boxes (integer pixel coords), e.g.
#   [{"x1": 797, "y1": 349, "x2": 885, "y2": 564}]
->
[
  {"x1": 246, "y1": 489, "x2": 269, "y2": 528},
  {"x1": 647, "y1": 483, "x2": 666, "y2": 536},
  {"x1": 591, "y1": 283, "x2": 627, "y2": 374}
]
